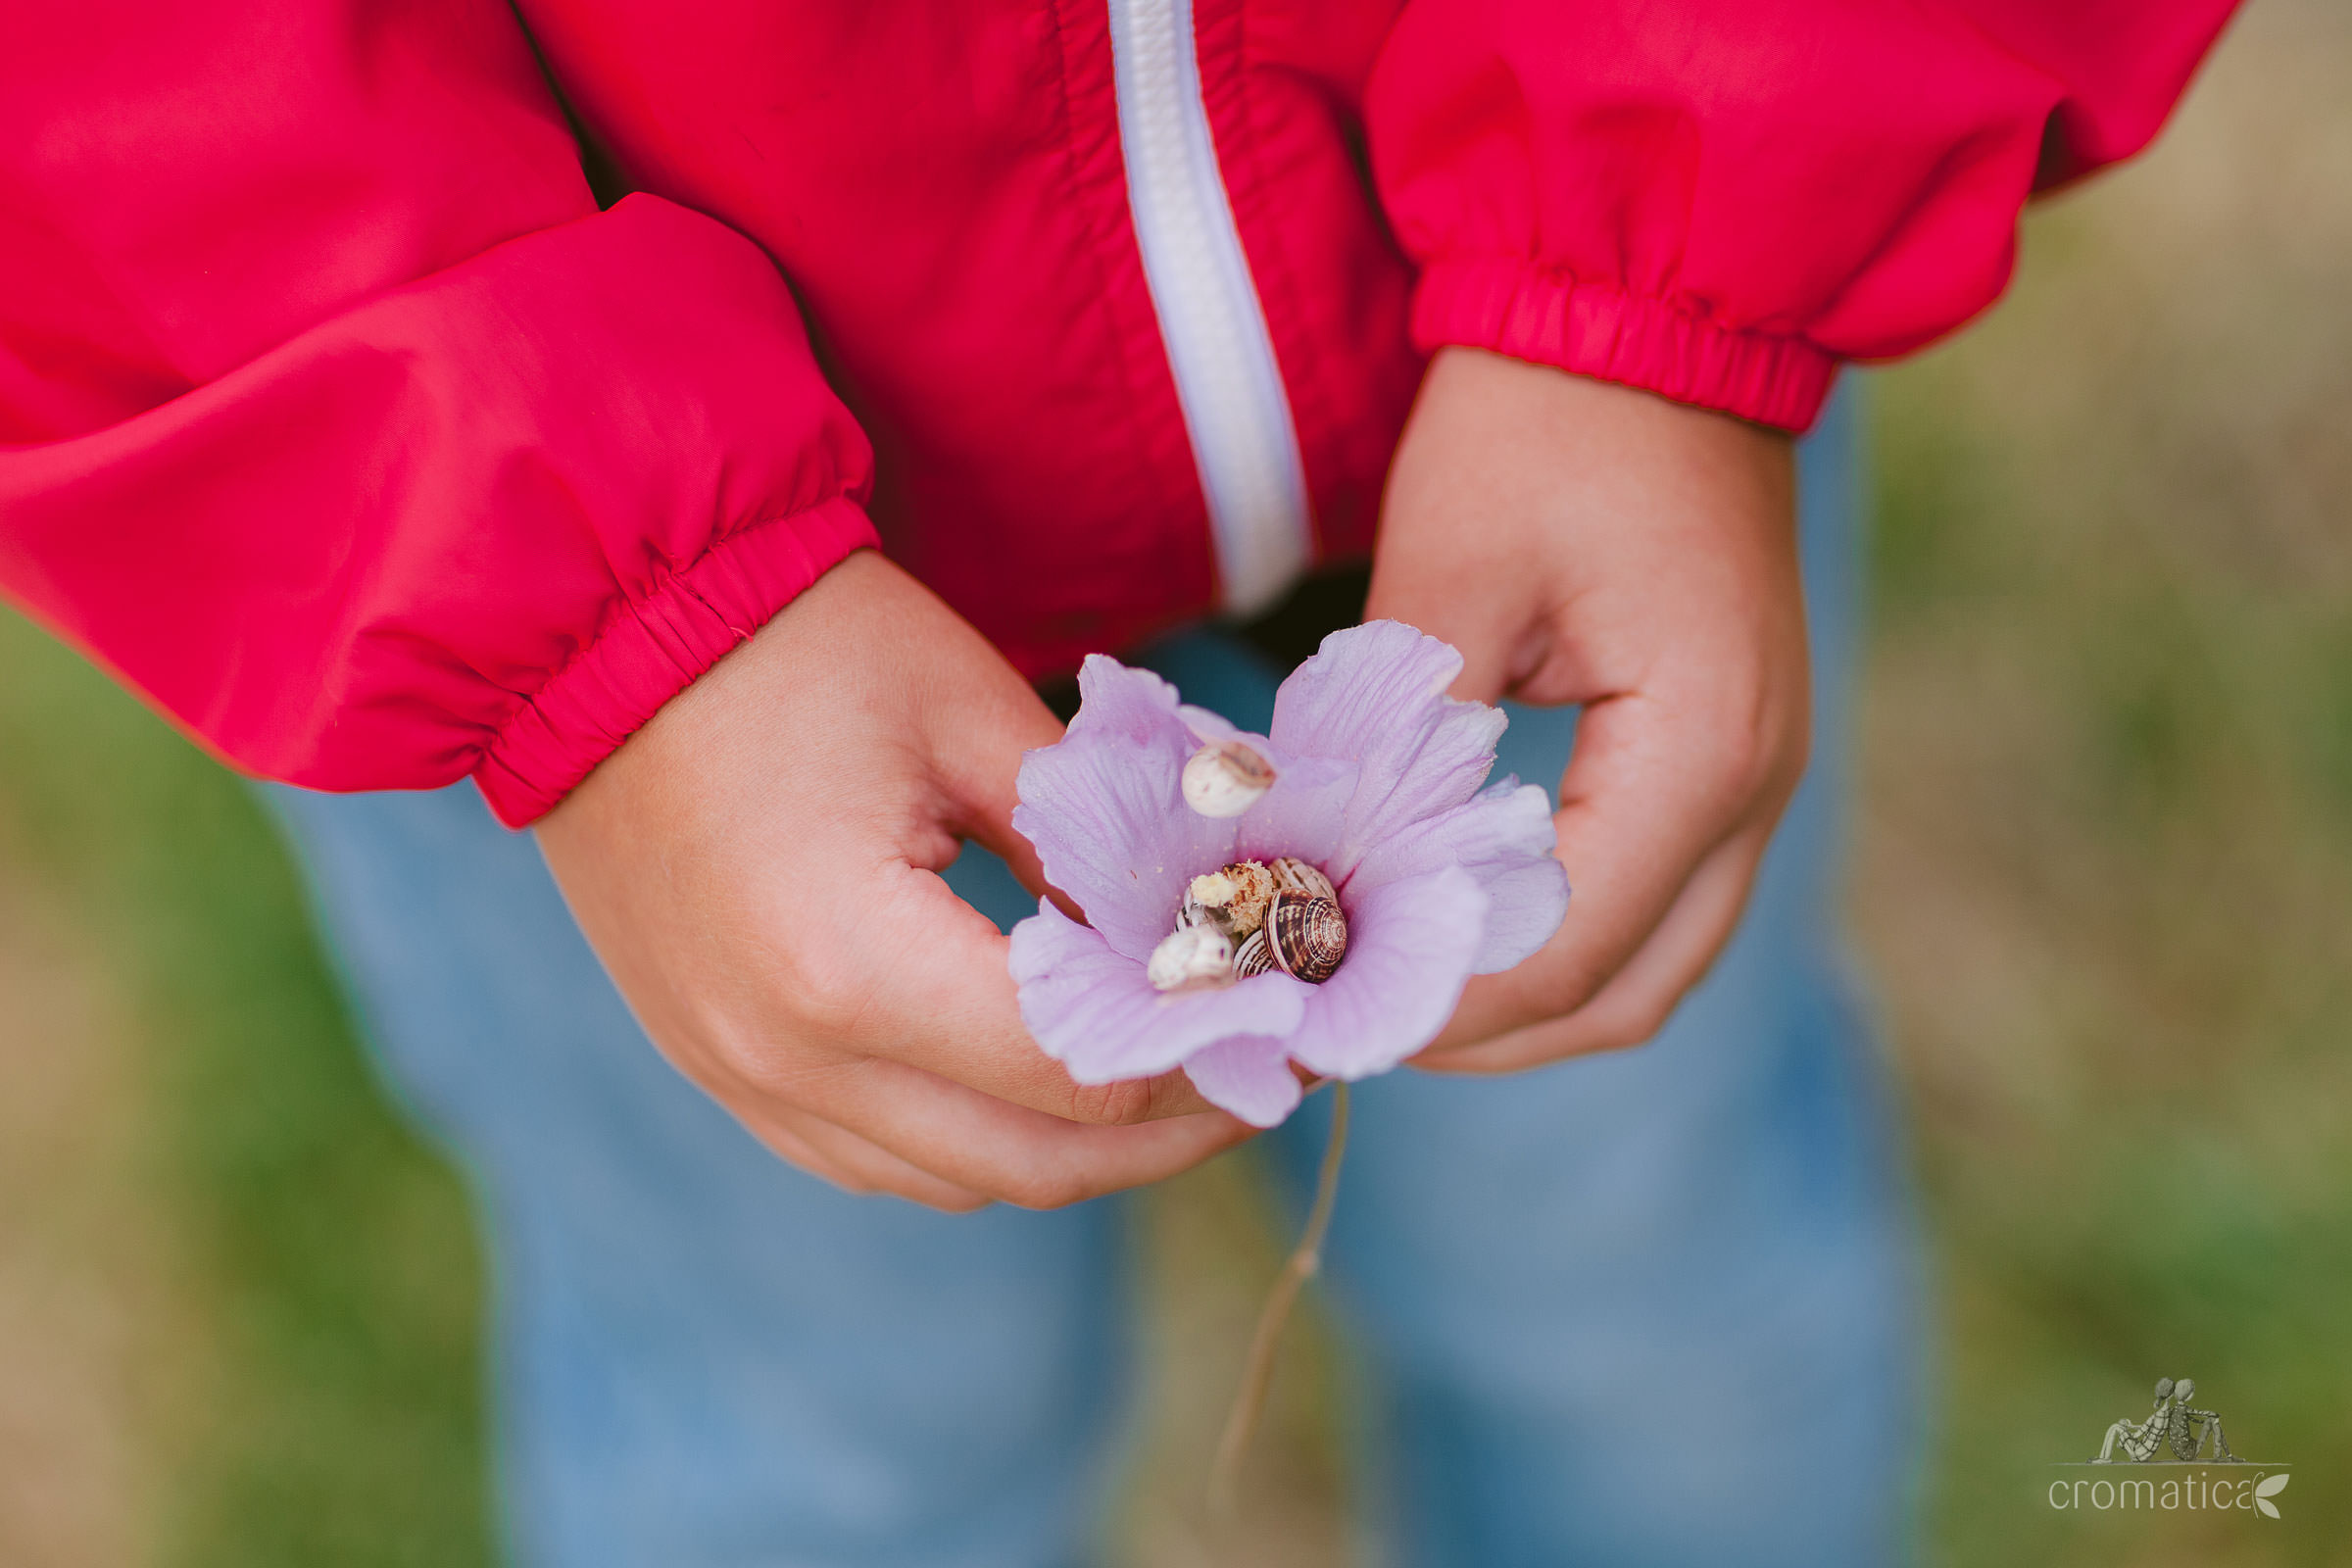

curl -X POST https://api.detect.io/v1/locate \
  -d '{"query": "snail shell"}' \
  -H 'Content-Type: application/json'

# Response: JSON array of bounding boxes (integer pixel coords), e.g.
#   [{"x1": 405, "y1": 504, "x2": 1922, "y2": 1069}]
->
[
  {"x1": 1232, "y1": 928, "x2": 1276, "y2": 979},
  {"x1": 1265, "y1": 889, "x2": 1348, "y2": 984},
  {"x1": 1181, "y1": 742, "x2": 1276, "y2": 818},
  {"x1": 1269, "y1": 856, "x2": 1338, "y2": 903},
  {"x1": 1147, "y1": 924, "x2": 1235, "y2": 992}
]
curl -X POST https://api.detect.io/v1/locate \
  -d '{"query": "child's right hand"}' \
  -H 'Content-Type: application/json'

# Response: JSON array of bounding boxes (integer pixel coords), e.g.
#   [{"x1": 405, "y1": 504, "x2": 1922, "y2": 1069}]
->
[{"x1": 536, "y1": 550, "x2": 1250, "y2": 1210}]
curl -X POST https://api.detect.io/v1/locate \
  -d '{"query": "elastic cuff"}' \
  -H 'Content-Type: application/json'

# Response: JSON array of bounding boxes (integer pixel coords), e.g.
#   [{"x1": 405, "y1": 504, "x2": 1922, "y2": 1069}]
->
[
  {"x1": 474, "y1": 496, "x2": 878, "y2": 827},
  {"x1": 1411, "y1": 258, "x2": 1839, "y2": 433}
]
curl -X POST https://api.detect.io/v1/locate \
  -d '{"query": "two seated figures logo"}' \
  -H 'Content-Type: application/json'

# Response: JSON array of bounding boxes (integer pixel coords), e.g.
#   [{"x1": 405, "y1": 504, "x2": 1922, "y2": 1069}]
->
[
  {"x1": 2094, "y1": 1377, "x2": 2236, "y2": 1465},
  {"x1": 2054, "y1": 1377, "x2": 2291, "y2": 1520}
]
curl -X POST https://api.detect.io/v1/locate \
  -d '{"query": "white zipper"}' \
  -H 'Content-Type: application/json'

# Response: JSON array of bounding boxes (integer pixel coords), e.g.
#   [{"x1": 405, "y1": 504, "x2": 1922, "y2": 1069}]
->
[{"x1": 1106, "y1": 0, "x2": 1314, "y2": 619}]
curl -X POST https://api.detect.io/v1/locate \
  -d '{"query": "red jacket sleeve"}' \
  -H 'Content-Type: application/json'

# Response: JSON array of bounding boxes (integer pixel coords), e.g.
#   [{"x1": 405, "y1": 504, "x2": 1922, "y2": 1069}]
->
[
  {"x1": 1366, "y1": 0, "x2": 2241, "y2": 431},
  {"x1": 0, "y1": 2, "x2": 877, "y2": 826}
]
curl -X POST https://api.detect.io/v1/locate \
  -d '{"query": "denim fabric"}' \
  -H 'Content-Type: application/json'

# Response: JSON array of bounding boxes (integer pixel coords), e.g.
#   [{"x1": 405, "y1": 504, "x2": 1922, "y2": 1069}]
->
[{"x1": 265, "y1": 391, "x2": 1917, "y2": 1566}]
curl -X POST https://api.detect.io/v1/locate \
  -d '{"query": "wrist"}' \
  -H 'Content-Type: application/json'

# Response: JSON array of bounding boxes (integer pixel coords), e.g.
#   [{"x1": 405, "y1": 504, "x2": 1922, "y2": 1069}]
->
[
  {"x1": 539, "y1": 546, "x2": 892, "y2": 844},
  {"x1": 478, "y1": 502, "x2": 878, "y2": 828}
]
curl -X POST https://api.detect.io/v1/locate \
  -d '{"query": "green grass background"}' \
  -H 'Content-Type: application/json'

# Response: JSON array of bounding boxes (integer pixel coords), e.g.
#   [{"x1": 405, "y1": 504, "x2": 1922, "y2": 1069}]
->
[{"x1": 0, "y1": 4, "x2": 2344, "y2": 1563}]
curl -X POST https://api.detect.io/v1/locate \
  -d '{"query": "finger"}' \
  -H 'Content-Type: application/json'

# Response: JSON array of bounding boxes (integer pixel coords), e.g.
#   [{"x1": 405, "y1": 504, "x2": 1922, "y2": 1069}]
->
[
  {"x1": 771, "y1": 1051, "x2": 1255, "y2": 1208},
  {"x1": 1432, "y1": 680, "x2": 1792, "y2": 1048},
  {"x1": 877, "y1": 583, "x2": 1212, "y2": 1123},
  {"x1": 1417, "y1": 823, "x2": 1771, "y2": 1073},
  {"x1": 739, "y1": 1101, "x2": 993, "y2": 1211},
  {"x1": 854, "y1": 865, "x2": 1222, "y2": 1123},
  {"x1": 736, "y1": 1114, "x2": 864, "y2": 1191}
]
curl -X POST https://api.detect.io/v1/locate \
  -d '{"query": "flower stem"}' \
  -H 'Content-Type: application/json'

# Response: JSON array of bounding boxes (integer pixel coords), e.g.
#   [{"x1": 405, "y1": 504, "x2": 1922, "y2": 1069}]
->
[{"x1": 1207, "y1": 1081, "x2": 1351, "y2": 1524}]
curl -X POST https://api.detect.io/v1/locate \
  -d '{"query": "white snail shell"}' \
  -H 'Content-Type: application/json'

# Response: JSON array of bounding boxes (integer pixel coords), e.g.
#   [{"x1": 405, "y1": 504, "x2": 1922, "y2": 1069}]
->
[
  {"x1": 1265, "y1": 888, "x2": 1348, "y2": 985},
  {"x1": 1148, "y1": 924, "x2": 1236, "y2": 992},
  {"x1": 1181, "y1": 742, "x2": 1276, "y2": 818}
]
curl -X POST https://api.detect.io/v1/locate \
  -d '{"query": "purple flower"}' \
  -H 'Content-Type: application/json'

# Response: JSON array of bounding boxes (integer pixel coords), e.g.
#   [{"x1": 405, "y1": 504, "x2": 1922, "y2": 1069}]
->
[{"x1": 1006, "y1": 621, "x2": 1570, "y2": 1127}]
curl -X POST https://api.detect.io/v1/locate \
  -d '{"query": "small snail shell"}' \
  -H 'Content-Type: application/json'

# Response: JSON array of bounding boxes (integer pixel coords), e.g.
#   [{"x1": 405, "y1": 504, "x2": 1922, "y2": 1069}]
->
[
  {"x1": 1181, "y1": 743, "x2": 1276, "y2": 818},
  {"x1": 1265, "y1": 889, "x2": 1348, "y2": 985},
  {"x1": 1147, "y1": 924, "x2": 1234, "y2": 992},
  {"x1": 1269, "y1": 857, "x2": 1338, "y2": 903},
  {"x1": 1232, "y1": 928, "x2": 1276, "y2": 979}
]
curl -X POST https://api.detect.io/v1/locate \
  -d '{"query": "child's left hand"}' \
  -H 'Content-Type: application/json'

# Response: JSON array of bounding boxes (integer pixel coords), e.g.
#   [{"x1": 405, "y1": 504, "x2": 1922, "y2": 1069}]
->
[{"x1": 1366, "y1": 348, "x2": 1812, "y2": 1071}]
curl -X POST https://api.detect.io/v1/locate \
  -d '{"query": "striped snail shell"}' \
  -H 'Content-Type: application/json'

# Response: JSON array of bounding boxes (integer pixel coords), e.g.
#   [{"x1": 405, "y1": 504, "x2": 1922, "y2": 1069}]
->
[
  {"x1": 1232, "y1": 928, "x2": 1276, "y2": 979},
  {"x1": 1265, "y1": 888, "x2": 1348, "y2": 984},
  {"x1": 1269, "y1": 856, "x2": 1338, "y2": 904}
]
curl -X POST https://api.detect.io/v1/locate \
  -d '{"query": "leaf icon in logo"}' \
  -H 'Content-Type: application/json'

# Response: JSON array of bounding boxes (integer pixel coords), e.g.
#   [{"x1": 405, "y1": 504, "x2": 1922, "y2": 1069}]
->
[{"x1": 2255, "y1": 1472, "x2": 2289, "y2": 1519}]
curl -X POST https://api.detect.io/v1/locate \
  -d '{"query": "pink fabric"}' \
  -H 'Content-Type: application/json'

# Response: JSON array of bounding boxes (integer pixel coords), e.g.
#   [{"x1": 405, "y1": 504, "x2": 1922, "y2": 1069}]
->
[
  {"x1": 0, "y1": 0, "x2": 2236, "y2": 823},
  {"x1": 1370, "y1": 0, "x2": 2239, "y2": 419}
]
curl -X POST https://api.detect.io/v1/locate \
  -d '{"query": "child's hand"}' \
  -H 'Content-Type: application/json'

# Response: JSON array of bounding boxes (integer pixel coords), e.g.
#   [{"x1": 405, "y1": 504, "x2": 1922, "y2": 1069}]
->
[
  {"x1": 1367, "y1": 349, "x2": 1811, "y2": 1071},
  {"x1": 536, "y1": 550, "x2": 1250, "y2": 1209}
]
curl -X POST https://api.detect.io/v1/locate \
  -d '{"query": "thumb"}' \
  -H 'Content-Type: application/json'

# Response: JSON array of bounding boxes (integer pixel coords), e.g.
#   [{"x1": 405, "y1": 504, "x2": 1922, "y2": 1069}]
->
[
  {"x1": 900, "y1": 674, "x2": 1217, "y2": 1123},
  {"x1": 1364, "y1": 543, "x2": 1552, "y2": 708},
  {"x1": 928, "y1": 656, "x2": 1066, "y2": 906}
]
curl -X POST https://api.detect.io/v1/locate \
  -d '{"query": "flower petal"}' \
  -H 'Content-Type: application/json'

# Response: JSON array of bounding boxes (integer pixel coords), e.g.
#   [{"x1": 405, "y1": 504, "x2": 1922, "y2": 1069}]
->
[
  {"x1": 1012, "y1": 657, "x2": 1236, "y2": 962},
  {"x1": 1008, "y1": 902, "x2": 1309, "y2": 1082},
  {"x1": 1070, "y1": 654, "x2": 1200, "y2": 749},
  {"x1": 1348, "y1": 778, "x2": 1569, "y2": 973},
  {"x1": 1175, "y1": 703, "x2": 1247, "y2": 746},
  {"x1": 1269, "y1": 622, "x2": 1506, "y2": 879},
  {"x1": 1180, "y1": 1035, "x2": 1303, "y2": 1127},
  {"x1": 1284, "y1": 865, "x2": 1488, "y2": 1080},
  {"x1": 1234, "y1": 755, "x2": 1356, "y2": 866}
]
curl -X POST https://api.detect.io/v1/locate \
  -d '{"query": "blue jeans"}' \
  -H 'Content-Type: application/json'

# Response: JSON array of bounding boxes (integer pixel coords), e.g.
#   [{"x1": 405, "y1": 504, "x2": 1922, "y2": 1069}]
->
[{"x1": 266, "y1": 393, "x2": 1917, "y2": 1566}]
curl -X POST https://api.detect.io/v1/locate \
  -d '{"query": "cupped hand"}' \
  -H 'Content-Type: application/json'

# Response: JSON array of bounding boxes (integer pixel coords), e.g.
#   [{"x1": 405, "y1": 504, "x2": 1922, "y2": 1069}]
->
[
  {"x1": 1368, "y1": 349, "x2": 1811, "y2": 1072},
  {"x1": 536, "y1": 550, "x2": 1249, "y2": 1209}
]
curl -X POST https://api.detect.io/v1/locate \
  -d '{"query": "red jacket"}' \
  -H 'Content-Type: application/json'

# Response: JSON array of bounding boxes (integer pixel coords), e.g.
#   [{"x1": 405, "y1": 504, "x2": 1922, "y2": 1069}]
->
[{"x1": 1, "y1": 1, "x2": 2233, "y2": 825}]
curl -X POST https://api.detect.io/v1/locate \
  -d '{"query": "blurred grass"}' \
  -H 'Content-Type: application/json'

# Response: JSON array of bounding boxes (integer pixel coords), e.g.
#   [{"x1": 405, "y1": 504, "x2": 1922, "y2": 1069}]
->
[
  {"x1": 0, "y1": 3, "x2": 2346, "y2": 1563},
  {"x1": 0, "y1": 596, "x2": 492, "y2": 1564},
  {"x1": 1857, "y1": 1, "x2": 2352, "y2": 1560}
]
